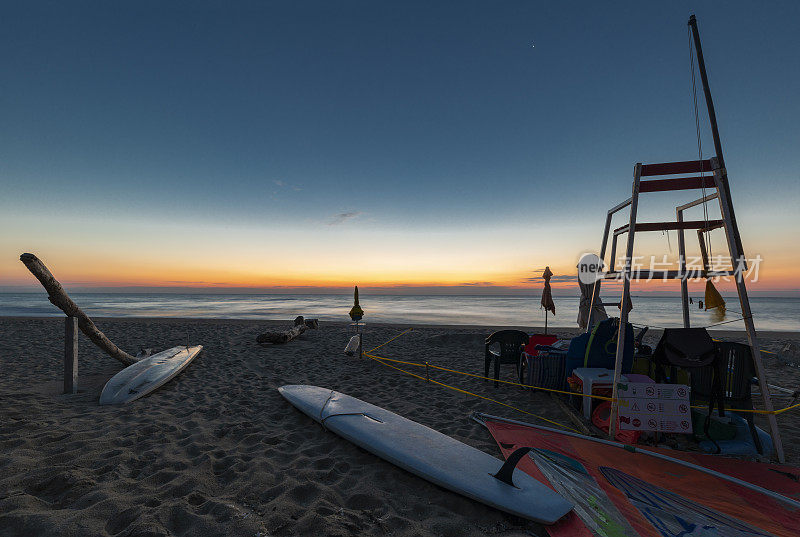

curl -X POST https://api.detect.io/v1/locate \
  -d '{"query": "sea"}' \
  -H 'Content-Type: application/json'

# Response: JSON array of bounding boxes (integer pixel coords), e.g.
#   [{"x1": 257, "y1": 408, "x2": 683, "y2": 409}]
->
[{"x1": 0, "y1": 293, "x2": 797, "y2": 332}]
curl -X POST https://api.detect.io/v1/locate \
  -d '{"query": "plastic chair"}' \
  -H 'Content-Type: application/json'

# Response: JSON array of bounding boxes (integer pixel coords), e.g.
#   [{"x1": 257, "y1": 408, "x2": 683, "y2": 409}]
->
[
  {"x1": 690, "y1": 341, "x2": 763, "y2": 454},
  {"x1": 484, "y1": 330, "x2": 529, "y2": 387}
]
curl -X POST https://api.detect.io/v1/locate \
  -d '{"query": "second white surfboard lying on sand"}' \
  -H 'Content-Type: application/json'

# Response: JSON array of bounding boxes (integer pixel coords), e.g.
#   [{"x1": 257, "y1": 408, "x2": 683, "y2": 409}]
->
[
  {"x1": 100, "y1": 345, "x2": 202, "y2": 405},
  {"x1": 278, "y1": 384, "x2": 572, "y2": 525}
]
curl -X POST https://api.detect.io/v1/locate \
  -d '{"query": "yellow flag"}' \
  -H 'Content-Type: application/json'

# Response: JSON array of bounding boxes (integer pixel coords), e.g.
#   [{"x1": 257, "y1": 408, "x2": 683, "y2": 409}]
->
[{"x1": 704, "y1": 280, "x2": 726, "y2": 311}]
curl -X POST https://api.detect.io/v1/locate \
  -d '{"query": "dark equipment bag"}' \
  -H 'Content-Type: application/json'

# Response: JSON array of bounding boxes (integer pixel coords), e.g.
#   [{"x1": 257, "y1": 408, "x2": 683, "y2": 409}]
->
[
  {"x1": 653, "y1": 327, "x2": 716, "y2": 369},
  {"x1": 653, "y1": 328, "x2": 725, "y2": 452}
]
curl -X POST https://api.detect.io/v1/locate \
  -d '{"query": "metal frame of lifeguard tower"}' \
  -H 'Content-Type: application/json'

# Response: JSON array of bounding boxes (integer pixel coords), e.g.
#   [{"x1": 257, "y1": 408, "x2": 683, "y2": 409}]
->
[{"x1": 587, "y1": 15, "x2": 784, "y2": 462}]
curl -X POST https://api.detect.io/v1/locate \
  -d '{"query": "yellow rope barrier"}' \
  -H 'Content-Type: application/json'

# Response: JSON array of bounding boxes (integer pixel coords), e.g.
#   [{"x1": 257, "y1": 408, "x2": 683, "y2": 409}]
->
[
  {"x1": 365, "y1": 353, "x2": 614, "y2": 401},
  {"x1": 365, "y1": 328, "x2": 413, "y2": 354},
  {"x1": 366, "y1": 353, "x2": 580, "y2": 433},
  {"x1": 371, "y1": 349, "x2": 800, "y2": 416},
  {"x1": 689, "y1": 401, "x2": 800, "y2": 416},
  {"x1": 365, "y1": 329, "x2": 800, "y2": 419}
]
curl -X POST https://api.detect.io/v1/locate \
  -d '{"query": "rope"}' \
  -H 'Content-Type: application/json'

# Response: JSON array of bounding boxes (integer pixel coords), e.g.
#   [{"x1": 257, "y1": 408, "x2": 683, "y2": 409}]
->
[
  {"x1": 690, "y1": 400, "x2": 800, "y2": 416},
  {"x1": 363, "y1": 329, "x2": 583, "y2": 429},
  {"x1": 631, "y1": 313, "x2": 750, "y2": 330},
  {"x1": 364, "y1": 328, "x2": 413, "y2": 354},
  {"x1": 364, "y1": 352, "x2": 799, "y2": 416},
  {"x1": 689, "y1": 26, "x2": 714, "y2": 266},
  {"x1": 362, "y1": 329, "x2": 800, "y2": 419},
  {"x1": 366, "y1": 353, "x2": 580, "y2": 433},
  {"x1": 702, "y1": 315, "x2": 750, "y2": 328},
  {"x1": 364, "y1": 353, "x2": 614, "y2": 401}
]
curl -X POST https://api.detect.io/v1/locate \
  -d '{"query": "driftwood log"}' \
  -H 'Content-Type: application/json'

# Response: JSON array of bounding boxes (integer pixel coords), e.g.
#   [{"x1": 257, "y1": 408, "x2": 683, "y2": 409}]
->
[
  {"x1": 20, "y1": 253, "x2": 137, "y2": 366},
  {"x1": 257, "y1": 316, "x2": 315, "y2": 345}
]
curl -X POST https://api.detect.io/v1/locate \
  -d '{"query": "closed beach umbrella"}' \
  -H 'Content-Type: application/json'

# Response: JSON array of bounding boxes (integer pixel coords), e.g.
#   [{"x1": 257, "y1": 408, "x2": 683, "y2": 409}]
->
[
  {"x1": 578, "y1": 280, "x2": 608, "y2": 330},
  {"x1": 541, "y1": 267, "x2": 556, "y2": 314},
  {"x1": 349, "y1": 286, "x2": 364, "y2": 321},
  {"x1": 541, "y1": 267, "x2": 556, "y2": 334}
]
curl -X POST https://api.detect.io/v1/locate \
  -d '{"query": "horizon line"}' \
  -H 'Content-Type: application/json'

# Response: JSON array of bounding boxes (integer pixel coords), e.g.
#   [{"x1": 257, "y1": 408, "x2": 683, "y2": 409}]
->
[{"x1": 1, "y1": 284, "x2": 798, "y2": 298}]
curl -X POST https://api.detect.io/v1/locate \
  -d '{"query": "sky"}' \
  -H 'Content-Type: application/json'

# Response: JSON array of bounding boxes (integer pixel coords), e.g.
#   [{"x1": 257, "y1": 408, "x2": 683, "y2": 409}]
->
[{"x1": 1, "y1": 1, "x2": 798, "y2": 295}]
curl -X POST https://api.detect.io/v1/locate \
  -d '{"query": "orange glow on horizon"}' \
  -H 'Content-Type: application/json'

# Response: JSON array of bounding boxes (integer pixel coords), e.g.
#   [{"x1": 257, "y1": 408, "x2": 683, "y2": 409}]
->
[
  {"x1": 1, "y1": 221, "x2": 798, "y2": 292},
  {"x1": 3, "y1": 254, "x2": 798, "y2": 293}
]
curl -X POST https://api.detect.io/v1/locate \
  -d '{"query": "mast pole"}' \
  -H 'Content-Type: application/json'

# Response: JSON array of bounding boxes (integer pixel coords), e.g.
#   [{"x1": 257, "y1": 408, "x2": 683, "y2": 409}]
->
[
  {"x1": 688, "y1": 15, "x2": 724, "y2": 166},
  {"x1": 688, "y1": 14, "x2": 744, "y2": 258}
]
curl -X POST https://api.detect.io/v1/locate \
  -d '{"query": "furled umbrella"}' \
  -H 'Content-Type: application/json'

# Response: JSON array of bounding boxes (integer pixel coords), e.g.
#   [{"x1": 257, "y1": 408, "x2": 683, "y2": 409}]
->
[
  {"x1": 540, "y1": 267, "x2": 556, "y2": 334},
  {"x1": 578, "y1": 280, "x2": 608, "y2": 331},
  {"x1": 349, "y1": 285, "x2": 364, "y2": 321}
]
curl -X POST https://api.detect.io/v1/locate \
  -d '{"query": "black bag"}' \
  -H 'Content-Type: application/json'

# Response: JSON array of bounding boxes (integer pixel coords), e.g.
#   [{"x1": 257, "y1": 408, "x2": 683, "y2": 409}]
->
[
  {"x1": 653, "y1": 328, "x2": 716, "y2": 369},
  {"x1": 653, "y1": 328, "x2": 724, "y2": 453}
]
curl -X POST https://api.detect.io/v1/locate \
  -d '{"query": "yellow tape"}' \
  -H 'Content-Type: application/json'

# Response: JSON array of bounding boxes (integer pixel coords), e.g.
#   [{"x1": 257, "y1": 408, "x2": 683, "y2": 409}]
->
[
  {"x1": 365, "y1": 329, "x2": 800, "y2": 418},
  {"x1": 366, "y1": 353, "x2": 580, "y2": 433},
  {"x1": 364, "y1": 328, "x2": 414, "y2": 354},
  {"x1": 689, "y1": 401, "x2": 800, "y2": 416},
  {"x1": 365, "y1": 353, "x2": 614, "y2": 401}
]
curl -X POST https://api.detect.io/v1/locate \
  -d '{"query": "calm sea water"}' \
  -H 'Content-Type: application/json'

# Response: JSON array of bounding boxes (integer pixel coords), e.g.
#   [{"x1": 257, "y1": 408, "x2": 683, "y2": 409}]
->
[{"x1": 0, "y1": 293, "x2": 797, "y2": 332}]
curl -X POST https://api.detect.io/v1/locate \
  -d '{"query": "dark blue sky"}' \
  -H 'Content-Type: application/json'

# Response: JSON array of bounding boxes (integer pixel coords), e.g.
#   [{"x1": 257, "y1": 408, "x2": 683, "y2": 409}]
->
[{"x1": 1, "y1": 1, "x2": 798, "y2": 290}]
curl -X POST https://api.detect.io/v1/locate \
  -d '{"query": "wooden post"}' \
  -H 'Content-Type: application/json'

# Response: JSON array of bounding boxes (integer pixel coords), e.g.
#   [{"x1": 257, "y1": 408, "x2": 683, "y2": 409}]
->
[
  {"x1": 609, "y1": 163, "x2": 641, "y2": 440},
  {"x1": 64, "y1": 316, "x2": 78, "y2": 394}
]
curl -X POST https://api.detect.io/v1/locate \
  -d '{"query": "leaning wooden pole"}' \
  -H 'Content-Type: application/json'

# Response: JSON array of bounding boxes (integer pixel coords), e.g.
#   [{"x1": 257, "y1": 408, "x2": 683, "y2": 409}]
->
[
  {"x1": 20, "y1": 253, "x2": 137, "y2": 366},
  {"x1": 688, "y1": 14, "x2": 744, "y2": 258}
]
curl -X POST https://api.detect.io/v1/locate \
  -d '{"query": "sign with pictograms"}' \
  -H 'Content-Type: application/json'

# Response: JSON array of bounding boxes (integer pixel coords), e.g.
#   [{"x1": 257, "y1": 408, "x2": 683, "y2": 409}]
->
[{"x1": 617, "y1": 382, "x2": 692, "y2": 433}]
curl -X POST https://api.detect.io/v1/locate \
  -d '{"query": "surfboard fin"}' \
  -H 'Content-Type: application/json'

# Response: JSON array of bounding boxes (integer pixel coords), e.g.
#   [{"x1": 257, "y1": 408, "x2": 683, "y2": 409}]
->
[{"x1": 492, "y1": 447, "x2": 532, "y2": 488}]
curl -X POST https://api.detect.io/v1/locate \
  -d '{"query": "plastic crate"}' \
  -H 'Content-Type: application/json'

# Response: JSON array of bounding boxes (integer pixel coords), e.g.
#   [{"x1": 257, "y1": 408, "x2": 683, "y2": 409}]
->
[{"x1": 524, "y1": 349, "x2": 567, "y2": 391}]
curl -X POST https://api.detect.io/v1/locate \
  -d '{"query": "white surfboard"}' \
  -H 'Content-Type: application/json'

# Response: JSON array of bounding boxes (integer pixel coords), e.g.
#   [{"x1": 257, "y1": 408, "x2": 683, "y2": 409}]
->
[
  {"x1": 99, "y1": 345, "x2": 202, "y2": 405},
  {"x1": 278, "y1": 385, "x2": 572, "y2": 525}
]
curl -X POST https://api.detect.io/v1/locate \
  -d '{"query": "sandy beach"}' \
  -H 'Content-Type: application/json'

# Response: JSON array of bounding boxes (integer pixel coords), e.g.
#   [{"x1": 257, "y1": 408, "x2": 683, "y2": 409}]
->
[{"x1": 2, "y1": 316, "x2": 800, "y2": 536}]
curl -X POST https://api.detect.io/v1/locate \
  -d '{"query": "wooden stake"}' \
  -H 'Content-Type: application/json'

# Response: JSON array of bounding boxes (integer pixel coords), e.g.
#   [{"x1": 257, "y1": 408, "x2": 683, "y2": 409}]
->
[{"x1": 64, "y1": 316, "x2": 78, "y2": 394}]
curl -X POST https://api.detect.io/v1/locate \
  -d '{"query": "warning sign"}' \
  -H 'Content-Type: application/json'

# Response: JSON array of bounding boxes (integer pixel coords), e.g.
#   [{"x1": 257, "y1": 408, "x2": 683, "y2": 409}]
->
[{"x1": 617, "y1": 382, "x2": 692, "y2": 433}]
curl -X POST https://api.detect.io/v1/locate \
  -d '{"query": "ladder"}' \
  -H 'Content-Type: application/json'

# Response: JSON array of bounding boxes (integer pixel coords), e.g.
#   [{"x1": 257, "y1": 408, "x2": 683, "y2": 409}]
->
[{"x1": 590, "y1": 157, "x2": 784, "y2": 462}]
